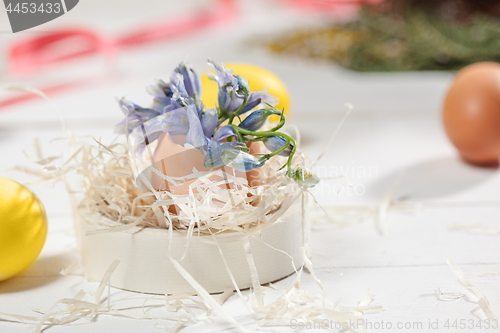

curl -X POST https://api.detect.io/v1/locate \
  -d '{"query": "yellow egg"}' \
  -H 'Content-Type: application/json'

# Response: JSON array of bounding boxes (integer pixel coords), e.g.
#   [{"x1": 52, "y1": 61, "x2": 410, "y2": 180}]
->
[
  {"x1": 0, "y1": 177, "x2": 47, "y2": 281},
  {"x1": 201, "y1": 63, "x2": 290, "y2": 121}
]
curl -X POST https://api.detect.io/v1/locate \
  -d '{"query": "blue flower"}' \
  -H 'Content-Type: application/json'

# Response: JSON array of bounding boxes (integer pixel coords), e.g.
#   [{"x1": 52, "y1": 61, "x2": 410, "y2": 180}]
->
[
  {"x1": 221, "y1": 149, "x2": 265, "y2": 172},
  {"x1": 116, "y1": 59, "x2": 299, "y2": 180},
  {"x1": 207, "y1": 59, "x2": 239, "y2": 89},
  {"x1": 173, "y1": 61, "x2": 202, "y2": 102},
  {"x1": 162, "y1": 106, "x2": 218, "y2": 151},
  {"x1": 263, "y1": 135, "x2": 293, "y2": 156},
  {"x1": 115, "y1": 98, "x2": 160, "y2": 134},
  {"x1": 147, "y1": 61, "x2": 203, "y2": 116},
  {"x1": 216, "y1": 74, "x2": 249, "y2": 118},
  {"x1": 147, "y1": 79, "x2": 184, "y2": 114},
  {"x1": 208, "y1": 60, "x2": 277, "y2": 117}
]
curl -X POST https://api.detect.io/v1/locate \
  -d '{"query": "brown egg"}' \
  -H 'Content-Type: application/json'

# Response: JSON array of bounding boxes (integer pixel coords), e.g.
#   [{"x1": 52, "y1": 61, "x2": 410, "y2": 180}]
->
[{"x1": 443, "y1": 62, "x2": 500, "y2": 166}]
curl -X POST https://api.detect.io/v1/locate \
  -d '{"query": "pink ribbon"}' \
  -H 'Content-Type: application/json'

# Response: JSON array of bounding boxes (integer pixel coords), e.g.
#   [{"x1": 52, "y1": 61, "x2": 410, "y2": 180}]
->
[{"x1": 282, "y1": 0, "x2": 384, "y2": 17}]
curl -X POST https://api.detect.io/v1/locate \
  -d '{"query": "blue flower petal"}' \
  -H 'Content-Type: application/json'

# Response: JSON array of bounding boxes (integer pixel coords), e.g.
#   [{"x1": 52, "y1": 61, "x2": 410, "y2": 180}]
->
[
  {"x1": 116, "y1": 98, "x2": 160, "y2": 134},
  {"x1": 199, "y1": 137, "x2": 218, "y2": 156},
  {"x1": 239, "y1": 91, "x2": 278, "y2": 115},
  {"x1": 132, "y1": 118, "x2": 164, "y2": 152},
  {"x1": 201, "y1": 108, "x2": 218, "y2": 137},
  {"x1": 207, "y1": 59, "x2": 238, "y2": 88},
  {"x1": 185, "y1": 105, "x2": 206, "y2": 149},
  {"x1": 175, "y1": 62, "x2": 202, "y2": 101},
  {"x1": 169, "y1": 72, "x2": 189, "y2": 98},
  {"x1": 118, "y1": 98, "x2": 157, "y2": 118},
  {"x1": 213, "y1": 125, "x2": 236, "y2": 142},
  {"x1": 161, "y1": 107, "x2": 189, "y2": 135},
  {"x1": 147, "y1": 80, "x2": 173, "y2": 98}
]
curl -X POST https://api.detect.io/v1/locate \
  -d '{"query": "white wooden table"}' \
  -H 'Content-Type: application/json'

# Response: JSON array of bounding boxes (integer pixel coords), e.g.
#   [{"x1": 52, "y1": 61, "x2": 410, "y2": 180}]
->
[{"x1": 0, "y1": 1, "x2": 499, "y2": 332}]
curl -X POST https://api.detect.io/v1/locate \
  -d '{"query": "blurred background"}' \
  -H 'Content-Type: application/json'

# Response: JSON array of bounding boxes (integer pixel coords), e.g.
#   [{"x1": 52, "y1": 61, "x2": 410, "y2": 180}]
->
[{"x1": 2, "y1": 0, "x2": 474, "y2": 114}]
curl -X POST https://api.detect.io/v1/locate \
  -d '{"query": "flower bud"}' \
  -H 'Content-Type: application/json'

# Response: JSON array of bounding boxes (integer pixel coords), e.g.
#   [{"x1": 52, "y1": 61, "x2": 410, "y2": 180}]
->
[
  {"x1": 203, "y1": 142, "x2": 248, "y2": 169},
  {"x1": 290, "y1": 167, "x2": 319, "y2": 188},
  {"x1": 239, "y1": 110, "x2": 270, "y2": 131},
  {"x1": 263, "y1": 135, "x2": 293, "y2": 156},
  {"x1": 221, "y1": 149, "x2": 264, "y2": 172}
]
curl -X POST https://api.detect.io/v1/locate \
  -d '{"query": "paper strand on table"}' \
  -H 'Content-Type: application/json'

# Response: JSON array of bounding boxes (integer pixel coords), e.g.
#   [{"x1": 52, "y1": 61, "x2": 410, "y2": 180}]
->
[{"x1": 446, "y1": 258, "x2": 496, "y2": 320}]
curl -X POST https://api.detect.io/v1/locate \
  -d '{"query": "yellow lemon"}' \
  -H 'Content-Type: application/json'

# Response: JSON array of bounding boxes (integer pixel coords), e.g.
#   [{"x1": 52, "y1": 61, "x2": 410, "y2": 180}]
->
[
  {"x1": 201, "y1": 63, "x2": 290, "y2": 121},
  {"x1": 0, "y1": 177, "x2": 47, "y2": 281}
]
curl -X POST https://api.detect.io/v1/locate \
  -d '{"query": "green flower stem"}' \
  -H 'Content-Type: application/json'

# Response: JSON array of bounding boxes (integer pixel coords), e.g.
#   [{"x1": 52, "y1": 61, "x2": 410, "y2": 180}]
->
[
  {"x1": 228, "y1": 93, "x2": 249, "y2": 125},
  {"x1": 236, "y1": 131, "x2": 245, "y2": 142},
  {"x1": 226, "y1": 93, "x2": 249, "y2": 143},
  {"x1": 216, "y1": 94, "x2": 249, "y2": 127},
  {"x1": 217, "y1": 116, "x2": 229, "y2": 127},
  {"x1": 268, "y1": 109, "x2": 286, "y2": 132},
  {"x1": 231, "y1": 125, "x2": 296, "y2": 177}
]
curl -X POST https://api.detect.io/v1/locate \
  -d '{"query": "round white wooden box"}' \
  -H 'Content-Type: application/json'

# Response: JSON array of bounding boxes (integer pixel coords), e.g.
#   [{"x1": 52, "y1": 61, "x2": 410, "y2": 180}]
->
[{"x1": 74, "y1": 208, "x2": 304, "y2": 294}]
